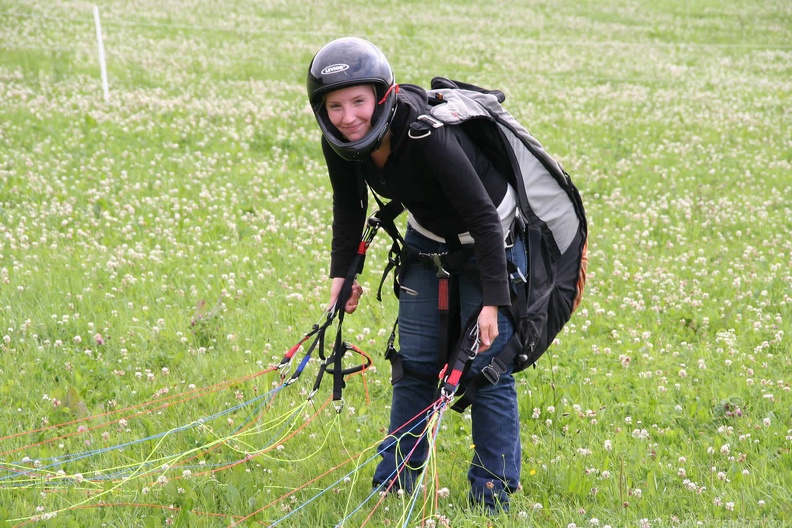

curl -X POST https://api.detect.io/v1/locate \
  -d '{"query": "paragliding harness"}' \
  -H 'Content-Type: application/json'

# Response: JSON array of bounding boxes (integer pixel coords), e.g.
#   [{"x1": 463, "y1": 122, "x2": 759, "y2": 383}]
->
[
  {"x1": 371, "y1": 77, "x2": 589, "y2": 412},
  {"x1": 274, "y1": 214, "x2": 386, "y2": 410}
]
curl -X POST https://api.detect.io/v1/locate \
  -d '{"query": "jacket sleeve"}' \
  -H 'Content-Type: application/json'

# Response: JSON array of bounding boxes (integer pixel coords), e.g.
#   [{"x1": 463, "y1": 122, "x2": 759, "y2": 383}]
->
[
  {"x1": 322, "y1": 138, "x2": 367, "y2": 278},
  {"x1": 418, "y1": 128, "x2": 511, "y2": 307}
]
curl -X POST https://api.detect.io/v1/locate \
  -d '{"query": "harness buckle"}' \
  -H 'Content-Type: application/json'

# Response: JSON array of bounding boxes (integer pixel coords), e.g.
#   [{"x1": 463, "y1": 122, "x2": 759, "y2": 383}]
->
[
  {"x1": 481, "y1": 364, "x2": 501, "y2": 385},
  {"x1": 504, "y1": 228, "x2": 516, "y2": 249},
  {"x1": 278, "y1": 361, "x2": 293, "y2": 380},
  {"x1": 384, "y1": 343, "x2": 397, "y2": 362},
  {"x1": 510, "y1": 267, "x2": 527, "y2": 284},
  {"x1": 430, "y1": 254, "x2": 450, "y2": 279},
  {"x1": 440, "y1": 386, "x2": 456, "y2": 401},
  {"x1": 417, "y1": 114, "x2": 444, "y2": 128}
]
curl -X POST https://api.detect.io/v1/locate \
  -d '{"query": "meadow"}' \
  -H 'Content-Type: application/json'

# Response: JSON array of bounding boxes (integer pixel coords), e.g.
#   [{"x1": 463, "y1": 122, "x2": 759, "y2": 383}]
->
[{"x1": 1, "y1": 0, "x2": 791, "y2": 526}]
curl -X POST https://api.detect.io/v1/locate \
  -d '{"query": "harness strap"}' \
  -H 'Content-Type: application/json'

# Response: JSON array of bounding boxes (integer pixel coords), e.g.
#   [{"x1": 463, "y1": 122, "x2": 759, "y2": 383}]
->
[
  {"x1": 431, "y1": 254, "x2": 453, "y2": 367},
  {"x1": 382, "y1": 319, "x2": 404, "y2": 384},
  {"x1": 450, "y1": 333, "x2": 522, "y2": 412},
  {"x1": 439, "y1": 311, "x2": 480, "y2": 398},
  {"x1": 316, "y1": 213, "x2": 383, "y2": 404},
  {"x1": 369, "y1": 193, "x2": 407, "y2": 301}
]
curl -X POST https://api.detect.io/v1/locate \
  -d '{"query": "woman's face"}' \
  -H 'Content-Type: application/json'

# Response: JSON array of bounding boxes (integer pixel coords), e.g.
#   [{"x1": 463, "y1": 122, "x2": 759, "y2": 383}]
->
[{"x1": 324, "y1": 85, "x2": 377, "y2": 142}]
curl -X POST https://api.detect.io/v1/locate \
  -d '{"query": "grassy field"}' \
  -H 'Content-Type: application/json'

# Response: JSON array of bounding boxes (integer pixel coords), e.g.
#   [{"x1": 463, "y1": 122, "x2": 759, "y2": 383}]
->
[{"x1": 1, "y1": 0, "x2": 791, "y2": 526}]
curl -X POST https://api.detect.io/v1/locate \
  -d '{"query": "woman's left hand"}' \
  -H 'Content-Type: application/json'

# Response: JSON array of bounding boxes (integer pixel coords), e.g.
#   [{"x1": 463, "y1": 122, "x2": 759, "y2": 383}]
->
[{"x1": 476, "y1": 305, "x2": 499, "y2": 353}]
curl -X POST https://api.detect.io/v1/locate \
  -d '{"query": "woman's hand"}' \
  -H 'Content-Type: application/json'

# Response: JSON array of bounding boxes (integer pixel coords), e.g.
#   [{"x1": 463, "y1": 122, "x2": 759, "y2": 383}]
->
[
  {"x1": 476, "y1": 305, "x2": 499, "y2": 353},
  {"x1": 328, "y1": 277, "x2": 364, "y2": 314}
]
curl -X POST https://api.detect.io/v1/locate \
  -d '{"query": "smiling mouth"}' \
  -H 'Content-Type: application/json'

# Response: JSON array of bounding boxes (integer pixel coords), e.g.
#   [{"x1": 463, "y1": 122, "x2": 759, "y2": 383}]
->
[{"x1": 341, "y1": 125, "x2": 366, "y2": 140}]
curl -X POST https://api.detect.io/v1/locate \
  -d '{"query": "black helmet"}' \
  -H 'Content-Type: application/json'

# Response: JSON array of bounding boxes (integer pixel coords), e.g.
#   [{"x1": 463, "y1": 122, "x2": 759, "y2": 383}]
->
[{"x1": 307, "y1": 37, "x2": 398, "y2": 161}]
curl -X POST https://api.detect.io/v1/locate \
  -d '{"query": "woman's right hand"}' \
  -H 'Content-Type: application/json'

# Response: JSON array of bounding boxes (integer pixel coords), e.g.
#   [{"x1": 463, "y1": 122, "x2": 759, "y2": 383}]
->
[{"x1": 328, "y1": 277, "x2": 364, "y2": 314}]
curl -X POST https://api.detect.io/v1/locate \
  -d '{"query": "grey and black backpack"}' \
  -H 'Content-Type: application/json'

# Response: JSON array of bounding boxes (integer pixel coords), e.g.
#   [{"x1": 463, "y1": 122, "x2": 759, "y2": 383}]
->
[{"x1": 375, "y1": 77, "x2": 588, "y2": 411}]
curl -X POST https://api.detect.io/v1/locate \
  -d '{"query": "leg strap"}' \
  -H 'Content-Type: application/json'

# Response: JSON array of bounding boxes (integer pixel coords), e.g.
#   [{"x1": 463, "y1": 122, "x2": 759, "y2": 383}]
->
[{"x1": 450, "y1": 333, "x2": 522, "y2": 413}]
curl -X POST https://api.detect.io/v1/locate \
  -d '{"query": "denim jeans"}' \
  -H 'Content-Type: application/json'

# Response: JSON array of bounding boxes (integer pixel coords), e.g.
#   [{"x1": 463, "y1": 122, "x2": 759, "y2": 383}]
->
[{"x1": 372, "y1": 226, "x2": 526, "y2": 511}]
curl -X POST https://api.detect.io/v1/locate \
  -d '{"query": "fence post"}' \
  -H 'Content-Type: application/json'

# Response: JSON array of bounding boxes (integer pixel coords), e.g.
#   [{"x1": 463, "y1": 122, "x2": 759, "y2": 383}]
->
[{"x1": 93, "y1": 5, "x2": 109, "y2": 102}]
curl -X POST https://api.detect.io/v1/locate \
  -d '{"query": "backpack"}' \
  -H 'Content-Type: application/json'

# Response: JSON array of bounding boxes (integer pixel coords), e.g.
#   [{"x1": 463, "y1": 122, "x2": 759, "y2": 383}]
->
[{"x1": 374, "y1": 77, "x2": 588, "y2": 411}]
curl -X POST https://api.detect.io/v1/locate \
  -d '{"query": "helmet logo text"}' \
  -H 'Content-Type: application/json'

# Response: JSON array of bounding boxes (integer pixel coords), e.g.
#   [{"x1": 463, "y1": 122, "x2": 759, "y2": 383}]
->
[{"x1": 321, "y1": 63, "x2": 349, "y2": 75}]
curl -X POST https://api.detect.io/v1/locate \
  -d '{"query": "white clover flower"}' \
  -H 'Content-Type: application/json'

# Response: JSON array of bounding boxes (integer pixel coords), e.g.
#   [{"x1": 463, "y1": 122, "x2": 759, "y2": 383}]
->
[{"x1": 632, "y1": 428, "x2": 650, "y2": 440}]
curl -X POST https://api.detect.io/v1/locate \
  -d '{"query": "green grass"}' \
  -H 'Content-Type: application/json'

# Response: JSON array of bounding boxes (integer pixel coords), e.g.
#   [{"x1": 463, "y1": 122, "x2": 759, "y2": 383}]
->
[{"x1": 1, "y1": 0, "x2": 791, "y2": 526}]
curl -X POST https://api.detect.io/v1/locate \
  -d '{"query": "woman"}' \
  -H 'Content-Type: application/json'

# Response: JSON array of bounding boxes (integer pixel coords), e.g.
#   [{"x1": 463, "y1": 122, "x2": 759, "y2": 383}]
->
[{"x1": 306, "y1": 37, "x2": 526, "y2": 513}]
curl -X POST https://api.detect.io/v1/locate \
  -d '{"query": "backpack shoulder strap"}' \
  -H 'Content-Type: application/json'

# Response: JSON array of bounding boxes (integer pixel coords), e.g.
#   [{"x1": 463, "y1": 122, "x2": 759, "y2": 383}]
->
[{"x1": 430, "y1": 76, "x2": 506, "y2": 103}]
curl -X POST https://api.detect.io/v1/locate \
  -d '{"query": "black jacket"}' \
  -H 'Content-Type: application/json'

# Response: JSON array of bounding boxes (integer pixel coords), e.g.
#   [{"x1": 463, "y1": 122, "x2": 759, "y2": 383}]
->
[{"x1": 323, "y1": 84, "x2": 511, "y2": 306}]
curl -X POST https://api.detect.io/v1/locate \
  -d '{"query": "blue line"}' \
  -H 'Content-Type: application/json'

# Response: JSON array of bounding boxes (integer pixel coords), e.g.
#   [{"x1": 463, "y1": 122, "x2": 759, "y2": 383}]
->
[{"x1": 1, "y1": 385, "x2": 285, "y2": 482}]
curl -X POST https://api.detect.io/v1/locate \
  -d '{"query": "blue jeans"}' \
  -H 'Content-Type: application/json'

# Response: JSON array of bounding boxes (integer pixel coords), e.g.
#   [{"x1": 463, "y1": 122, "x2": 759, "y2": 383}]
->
[{"x1": 372, "y1": 227, "x2": 526, "y2": 511}]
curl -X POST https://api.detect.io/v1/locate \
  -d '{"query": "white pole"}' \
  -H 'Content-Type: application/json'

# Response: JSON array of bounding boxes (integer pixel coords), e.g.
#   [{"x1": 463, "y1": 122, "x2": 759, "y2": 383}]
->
[{"x1": 93, "y1": 5, "x2": 109, "y2": 102}]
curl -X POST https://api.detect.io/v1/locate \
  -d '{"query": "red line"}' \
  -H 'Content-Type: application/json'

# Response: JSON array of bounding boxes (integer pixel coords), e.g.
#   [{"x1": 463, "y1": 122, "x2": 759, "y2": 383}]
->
[{"x1": 0, "y1": 368, "x2": 276, "y2": 456}]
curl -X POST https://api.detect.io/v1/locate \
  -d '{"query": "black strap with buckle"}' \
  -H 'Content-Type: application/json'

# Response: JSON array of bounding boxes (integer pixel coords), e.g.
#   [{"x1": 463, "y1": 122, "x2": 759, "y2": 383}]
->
[{"x1": 450, "y1": 333, "x2": 522, "y2": 413}]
